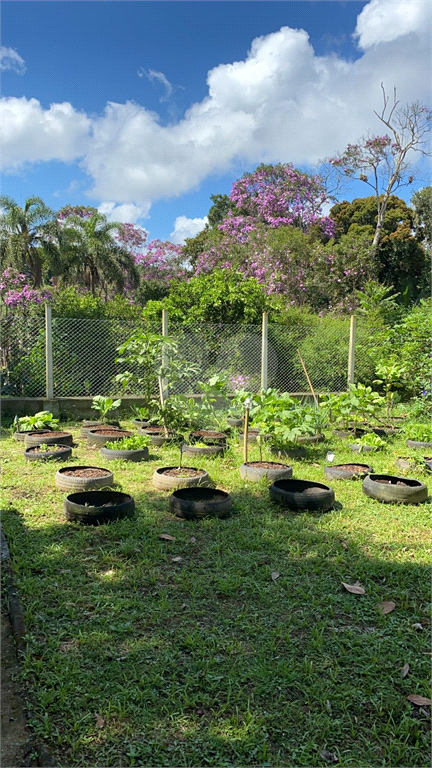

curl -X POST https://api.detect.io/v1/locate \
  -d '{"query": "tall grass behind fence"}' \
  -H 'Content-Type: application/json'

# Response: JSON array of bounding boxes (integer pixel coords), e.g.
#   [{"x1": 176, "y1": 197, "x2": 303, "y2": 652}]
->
[{"x1": 1, "y1": 312, "x2": 377, "y2": 398}]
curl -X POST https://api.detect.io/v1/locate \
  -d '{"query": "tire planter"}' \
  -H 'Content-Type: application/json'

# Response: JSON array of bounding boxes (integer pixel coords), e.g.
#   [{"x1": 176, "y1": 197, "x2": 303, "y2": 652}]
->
[
  {"x1": 138, "y1": 426, "x2": 178, "y2": 446},
  {"x1": 406, "y1": 439, "x2": 432, "y2": 451},
  {"x1": 100, "y1": 446, "x2": 149, "y2": 462},
  {"x1": 80, "y1": 421, "x2": 121, "y2": 438},
  {"x1": 333, "y1": 429, "x2": 366, "y2": 439},
  {"x1": 24, "y1": 431, "x2": 73, "y2": 448},
  {"x1": 349, "y1": 443, "x2": 381, "y2": 454},
  {"x1": 372, "y1": 426, "x2": 399, "y2": 437},
  {"x1": 25, "y1": 444, "x2": 72, "y2": 462},
  {"x1": 424, "y1": 456, "x2": 432, "y2": 472},
  {"x1": 240, "y1": 461, "x2": 293, "y2": 483},
  {"x1": 189, "y1": 430, "x2": 228, "y2": 444},
  {"x1": 238, "y1": 428, "x2": 260, "y2": 444},
  {"x1": 227, "y1": 417, "x2": 243, "y2": 427},
  {"x1": 271, "y1": 446, "x2": 307, "y2": 459},
  {"x1": 87, "y1": 429, "x2": 132, "y2": 447},
  {"x1": 182, "y1": 443, "x2": 226, "y2": 458},
  {"x1": 295, "y1": 433, "x2": 325, "y2": 444},
  {"x1": 55, "y1": 466, "x2": 114, "y2": 491},
  {"x1": 269, "y1": 478, "x2": 335, "y2": 512},
  {"x1": 64, "y1": 490, "x2": 135, "y2": 524},
  {"x1": 169, "y1": 487, "x2": 232, "y2": 520},
  {"x1": 362, "y1": 474, "x2": 428, "y2": 504},
  {"x1": 132, "y1": 419, "x2": 151, "y2": 429},
  {"x1": 14, "y1": 426, "x2": 53, "y2": 442},
  {"x1": 152, "y1": 466, "x2": 210, "y2": 491},
  {"x1": 324, "y1": 463, "x2": 372, "y2": 481}
]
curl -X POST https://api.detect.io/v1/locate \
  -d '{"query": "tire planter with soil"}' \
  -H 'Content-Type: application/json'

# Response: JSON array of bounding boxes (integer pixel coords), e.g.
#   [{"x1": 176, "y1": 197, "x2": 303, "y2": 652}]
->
[
  {"x1": 324, "y1": 463, "x2": 372, "y2": 481},
  {"x1": 14, "y1": 426, "x2": 53, "y2": 442},
  {"x1": 239, "y1": 461, "x2": 293, "y2": 483},
  {"x1": 333, "y1": 429, "x2": 367, "y2": 439},
  {"x1": 269, "y1": 478, "x2": 335, "y2": 512},
  {"x1": 100, "y1": 446, "x2": 149, "y2": 462},
  {"x1": 271, "y1": 446, "x2": 307, "y2": 460},
  {"x1": 55, "y1": 466, "x2": 114, "y2": 491},
  {"x1": 87, "y1": 429, "x2": 132, "y2": 447},
  {"x1": 132, "y1": 419, "x2": 151, "y2": 429},
  {"x1": 182, "y1": 443, "x2": 226, "y2": 458},
  {"x1": 406, "y1": 439, "x2": 432, "y2": 451},
  {"x1": 227, "y1": 417, "x2": 243, "y2": 427},
  {"x1": 64, "y1": 490, "x2": 135, "y2": 524},
  {"x1": 24, "y1": 431, "x2": 73, "y2": 448},
  {"x1": 25, "y1": 444, "x2": 73, "y2": 462},
  {"x1": 295, "y1": 433, "x2": 325, "y2": 444},
  {"x1": 349, "y1": 443, "x2": 381, "y2": 454},
  {"x1": 424, "y1": 457, "x2": 432, "y2": 472},
  {"x1": 80, "y1": 421, "x2": 121, "y2": 438},
  {"x1": 238, "y1": 428, "x2": 261, "y2": 444},
  {"x1": 138, "y1": 426, "x2": 178, "y2": 446},
  {"x1": 152, "y1": 466, "x2": 210, "y2": 491},
  {"x1": 189, "y1": 430, "x2": 228, "y2": 444},
  {"x1": 362, "y1": 474, "x2": 428, "y2": 504},
  {"x1": 169, "y1": 487, "x2": 232, "y2": 519}
]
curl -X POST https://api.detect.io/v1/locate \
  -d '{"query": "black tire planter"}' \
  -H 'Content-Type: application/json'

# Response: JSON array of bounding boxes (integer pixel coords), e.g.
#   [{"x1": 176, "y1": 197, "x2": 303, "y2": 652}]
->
[
  {"x1": 362, "y1": 474, "x2": 428, "y2": 504},
  {"x1": 14, "y1": 426, "x2": 53, "y2": 442},
  {"x1": 137, "y1": 427, "x2": 178, "y2": 446},
  {"x1": 227, "y1": 417, "x2": 243, "y2": 427},
  {"x1": 295, "y1": 433, "x2": 325, "y2": 444},
  {"x1": 372, "y1": 426, "x2": 399, "y2": 437},
  {"x1": 424, "y1": 457, "x2": 432, "y2": 472},
  {"x1": 333, "y1": 429, "x2": 366, "y2": 439},
  {"x1": 55, "y1": 466, "x2": 114, "y2": 491},
  {"x1": 269, "y1": 478, "x2": 335, "y2": 512},
  {"x1": 406, "y1": 439, "x2": 432, "y2": 451},
  {"x1": 24, "y1": 431, "x2": 73, "y2": 448},
  {"x1": 324, "y1": 463, "x2": 372, "y2": 480},
  {"x1": 238, "y1": 428, "x2": 261, "y2": 444},
  {"x1": 349, "y1": 443, "x2": 381, "y2": 454},
  {"x1": 64, "y1": 490, "x2": 135, "y2": 524},
  {"x1": 240, "y1": 461, "x2": 293, "y2": 483},
  {"x1": 25, "y1": 444, "x2": 73, "y2": 462},
  {"x1": 87, "y1": 429, "x2": 132, "y2": 447},
  {"x1": 188, "y1": 430, "x2": 228, "y2": 445},
  {"x1": 169, "y1": 487, "x2": 232, "y2": 519},
  {"x1": 100, "y1": 446, "x2": 149, "y2": 462},
  {"x1": 132, "y1": 419, "x2": 151, "y2": 428},
  {"x1": 271, "y1": 446, "x2": 307, "y2": 459},
  {"x1": 183, "y1": 443, "x2": 226, "y2": 458},
  {"x1": 152, "y1": 466, "x2": 210, "y2": 491}
]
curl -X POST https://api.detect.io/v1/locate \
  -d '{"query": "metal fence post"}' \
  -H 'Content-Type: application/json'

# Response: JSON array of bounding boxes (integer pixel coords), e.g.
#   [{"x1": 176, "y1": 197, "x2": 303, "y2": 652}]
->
[
  {"x1": 162, "y1": 308, "x2": 169, "y2": 400},
  {"x1": 45, "y1": 304, "x2": 54, "y2": 400},
  {"x1": 347, "y1": 314, "x2": 356, "y2": 388},
  {"x1": 261, "y1": 311, "x2": 268, "y2": 390}
]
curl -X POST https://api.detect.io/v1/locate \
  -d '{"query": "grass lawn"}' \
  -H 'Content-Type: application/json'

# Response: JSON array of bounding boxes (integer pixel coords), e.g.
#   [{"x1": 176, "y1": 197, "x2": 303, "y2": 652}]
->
[{"x1": 1, "y1": 421, "x2": 431, "y2": 767}]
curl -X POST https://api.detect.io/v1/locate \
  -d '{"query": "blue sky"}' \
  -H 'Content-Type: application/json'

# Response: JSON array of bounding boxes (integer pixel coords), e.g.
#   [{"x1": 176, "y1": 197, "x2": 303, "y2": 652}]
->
[{"x1": 2, "y1": 0, "x2": 431, "y2": 244}]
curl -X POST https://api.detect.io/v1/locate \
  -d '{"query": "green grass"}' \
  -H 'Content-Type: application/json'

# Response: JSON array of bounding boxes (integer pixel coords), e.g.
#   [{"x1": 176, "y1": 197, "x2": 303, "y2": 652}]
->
[{"x1": 1, "y1": 421, "x2": 431, "y2": 767}]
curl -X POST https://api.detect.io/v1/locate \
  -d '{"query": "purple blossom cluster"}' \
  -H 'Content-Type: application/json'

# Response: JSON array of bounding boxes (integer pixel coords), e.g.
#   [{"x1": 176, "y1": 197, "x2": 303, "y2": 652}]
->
[
  {"x1": 0, "y1": 268, "x2": 52, "y2": 309},
  {"x1": 134, "y1": 239, "x2": 187, "y2": 284},
  {"x1": 228, "y1": 373, "x2": 252, "y2": 392}
]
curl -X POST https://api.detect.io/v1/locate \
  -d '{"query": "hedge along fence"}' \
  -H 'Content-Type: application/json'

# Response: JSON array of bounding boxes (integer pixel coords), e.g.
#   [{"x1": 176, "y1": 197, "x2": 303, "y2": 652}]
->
[{"x1": 1, "y1": 306, "x2": 375, "y2": 399}]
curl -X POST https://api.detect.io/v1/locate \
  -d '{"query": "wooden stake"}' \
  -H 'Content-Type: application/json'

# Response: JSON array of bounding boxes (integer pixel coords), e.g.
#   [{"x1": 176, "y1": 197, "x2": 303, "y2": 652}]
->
[
  {"x1": 297, "y1": 350, "x2": 319, "y2": 407},
  {"x1": 243, "y1": 398, "x2": 251, "y2": 463}
]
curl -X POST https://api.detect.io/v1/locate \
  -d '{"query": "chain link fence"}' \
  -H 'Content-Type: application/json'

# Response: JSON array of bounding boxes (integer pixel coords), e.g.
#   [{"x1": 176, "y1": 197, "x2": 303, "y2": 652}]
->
[{"x1": 1, "y1": 312, "x2": 378, "y2": 398}]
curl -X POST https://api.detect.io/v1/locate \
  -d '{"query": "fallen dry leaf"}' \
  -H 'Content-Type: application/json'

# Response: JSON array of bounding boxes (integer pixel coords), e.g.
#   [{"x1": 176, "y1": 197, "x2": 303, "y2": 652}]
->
[
  {"x1": 171, "y1": 556, "x2": 183, "y2": 563},
  {"x1": 377, "y1": 600, "x2": 396, "y2": 614},
  {"x1": 320, "y1": 749, "x2": 338, "y2": 763},
  {"x1": 95, "y1": 714, "x2": 104, "y2": 729},
  {"x1": 340, "y1": 541, "x2": 348, "y2": 550},
  {"x1": 159, "y1": 534, "x2": 176, "y2": 541},
  {"x1": 407, "y1": 694, "x2": 432, "y2": 707},
  {"x1": 271, "y1": 571, "x2": 280, "y2": 581},
  {"x1": 341, "y1": 581, "x2": 365, "y2": 595},
  {"x1": 400, "y1": 663, "x2": 410, "y2": 678}
]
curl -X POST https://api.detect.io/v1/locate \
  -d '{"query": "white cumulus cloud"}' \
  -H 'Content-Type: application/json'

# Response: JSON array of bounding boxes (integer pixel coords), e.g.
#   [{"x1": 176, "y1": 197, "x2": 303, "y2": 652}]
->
[
  {"x1": 170, "y1": 215, "x2": 208, "y2": 244},
  {"x1": 137, "y1": 68, "x2": 173, "y2": 101},
  {"x1": 0, "y1": 46, "x2": 26, "y2": 74},
  {"x1": 1, "y1": 0, "x2": 430, "y2": 216},
  {"x1": 98, "y1": 201, "x2": 150, "y2": 224}
]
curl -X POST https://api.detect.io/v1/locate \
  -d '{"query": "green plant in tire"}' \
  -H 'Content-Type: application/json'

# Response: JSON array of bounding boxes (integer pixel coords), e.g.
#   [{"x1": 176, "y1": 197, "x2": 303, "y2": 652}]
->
[
  {"x1": 405, "y1": 423, "x2": 432, "y2": 442},
  {"x1": 130, "y1": 405, "x2": 151, "y2": 421},
  {"x1": 321, "y1": 384, "x2": 384, "y2": 431},
  {"x1": 357, "y1": 433, "x2": 386, "y2": 448},
  {"x1": 105, "y1": 435, "x2": 151, "y2": 450},
  {"x1": 91, "y1": 396, "x2": 121, "y2": 422},
  {"x1": 374, "y1": 360, "x2": 407, "y2": 418},
  {"x1": 17, "y1": 411, "x2": 59, "y2": 432}
]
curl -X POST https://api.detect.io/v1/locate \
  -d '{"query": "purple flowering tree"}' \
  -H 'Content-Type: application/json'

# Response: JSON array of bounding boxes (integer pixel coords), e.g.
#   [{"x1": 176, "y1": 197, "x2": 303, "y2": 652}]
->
[{"x1": 328, "y1": 88, "x2": 431, "y2": 252}]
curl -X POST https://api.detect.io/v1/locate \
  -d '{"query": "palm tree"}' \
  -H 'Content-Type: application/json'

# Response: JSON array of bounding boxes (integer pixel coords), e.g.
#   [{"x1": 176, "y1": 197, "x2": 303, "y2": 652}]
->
[
  {"x1": 0, "y1": 196, "x2": 62, "y2": 287},
  {"x1": 60, "y1": 211, "x2": 140, "y2": 295}
]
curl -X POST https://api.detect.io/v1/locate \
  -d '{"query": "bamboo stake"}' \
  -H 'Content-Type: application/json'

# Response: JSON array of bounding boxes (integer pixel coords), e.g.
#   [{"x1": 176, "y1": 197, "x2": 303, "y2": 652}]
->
[
  {"x1": 297, "y1": 350, "x2": 319, "y2": 408},
  {"x1": 243, "y1": 398, "x2": 251, "y2": 463}
]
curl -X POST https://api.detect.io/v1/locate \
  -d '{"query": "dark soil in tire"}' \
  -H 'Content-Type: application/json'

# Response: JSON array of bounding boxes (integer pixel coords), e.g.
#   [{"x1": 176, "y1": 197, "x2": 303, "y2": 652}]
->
[
  {"x1": 324, "y1": 463, "x2": 372, "y2": 480},
  {"x1": 269, "y1": 478, "x2": 335, "y2": 511},
  {"x1": 87, "y1": 429, "x2": 132, "y2": 446},
  {"x1": 189, "y1": 430, "x2": 227, "y2": 443},
  {"x1": 362, "y1": 474, "x2": 428, "y2": 504},
  {"x1": 64, "y1": 490, "x2": 135, "y2": 524},
  {"x1": 169, "y1": 487, "x2": 232, "y2": 519},
  {"x1": 152, "y1": 466, "x2": 210, "y2": 491},
  {"x1": 55, "y1": 466, "x2": 114, "y2": 491},
  {"x1": 25, "y1": 444, "x2": 72, "y2": 462},
  {"x1": 24, "y1": 431, "x2": 73, "y2": 447}
]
